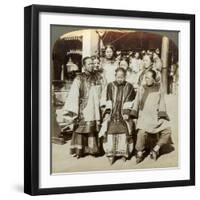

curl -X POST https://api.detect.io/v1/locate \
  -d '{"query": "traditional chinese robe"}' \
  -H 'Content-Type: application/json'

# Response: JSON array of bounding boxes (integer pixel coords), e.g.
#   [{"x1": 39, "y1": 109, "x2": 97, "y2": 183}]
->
[
  {"x1": 101, "y1": 59, "x2": 118, "y2": 84},
  {"x1": 100, "y1": 81, "x2": 136, "y2": 158},
  {"x1": 131, "y1": 83, "x2": 170, "y2": 134},
  {"x1": 62, "y1": 71, "x2": 104, "y2": 156}
]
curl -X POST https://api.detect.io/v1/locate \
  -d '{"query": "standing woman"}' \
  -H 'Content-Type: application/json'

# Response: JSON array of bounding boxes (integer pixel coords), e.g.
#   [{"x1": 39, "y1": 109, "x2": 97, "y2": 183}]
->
[
  {"x1": 119, "y1": 57, "x2": 133, "y2": 84},
  {"x1": 99, "y1": 68, "x2": 136, "y2": 165},
  {"x1": 101, "y1": 45, "x2": 118, "y2": 84},
  {"x1": 62, "y1": 57, "x2": 104, "y2": 158},
  {"x1": 130, "y1": 52, "x2": 143, "y2": 73},
  {"x1": 129, "y1": 52, "x2": 144, "y2": 90},
  {"x1": 100, "y1": 45, "x2": 119, "y2": 107}
]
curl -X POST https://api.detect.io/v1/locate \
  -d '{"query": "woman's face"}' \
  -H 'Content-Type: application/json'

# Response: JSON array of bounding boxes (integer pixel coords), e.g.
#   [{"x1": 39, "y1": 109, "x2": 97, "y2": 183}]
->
[
  {"x1": 84, "y1": 58, "x2": 94, "y2": 72},
  {"x1": 119, "y1": 60, "x2": 128, "y2": 70},
  {"x1": 145, "y1": 71, "x2": 155, "y2": 86},
  {"x1": 143, "y1": 55, "x2": 152, "y2": 69},
  {"x1": 153, "y1": 52, "x2": 159, "y2": 60},
  {"x1": 135, "y1": 52, "x2": 139, "y2": 59},
  {"x1": 105, "y1": 47, "x2": 114, "y2": 59},
  {"x1": 93, "y1": 58, "x2": 100, "y2": 70},
  {"x1": 115, "y1": 71, "x2": 126, "y2": 84}
]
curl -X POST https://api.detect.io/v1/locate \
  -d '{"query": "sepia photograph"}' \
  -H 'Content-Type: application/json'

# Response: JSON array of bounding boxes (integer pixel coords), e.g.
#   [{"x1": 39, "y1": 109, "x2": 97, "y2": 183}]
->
[
  {"x1": 51, "y1": 26, "x2": 179, "y2": 173},
  {"x1": 24, "y1": 5, "x2": 195, "y2": 195}
]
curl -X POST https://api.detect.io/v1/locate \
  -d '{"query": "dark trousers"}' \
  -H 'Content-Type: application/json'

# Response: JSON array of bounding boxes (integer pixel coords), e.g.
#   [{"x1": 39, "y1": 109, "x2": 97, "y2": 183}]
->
[
  {"x1": 135, "y1": 128, "x2": 171, "y2": 152},
  {"x1": 70, "y1": 132, "x2": 99, "y2": 156}
]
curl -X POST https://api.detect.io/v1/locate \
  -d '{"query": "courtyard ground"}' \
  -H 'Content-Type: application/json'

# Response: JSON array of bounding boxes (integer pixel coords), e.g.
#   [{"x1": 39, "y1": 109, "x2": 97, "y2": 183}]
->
[{"x1": 52, "y1": 94, "x2": 178, "y2": 174}]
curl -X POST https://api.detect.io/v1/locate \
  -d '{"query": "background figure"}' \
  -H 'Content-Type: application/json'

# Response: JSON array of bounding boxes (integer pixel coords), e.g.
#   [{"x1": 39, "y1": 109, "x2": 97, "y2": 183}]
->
[
  {"x1": 138, "y1": 54, "x2": 161, "y2": 87},
  {"x1": 62, "y1": 57, "x2": 103, "y2": 158},
  {"x1": 130, "y1": 52, "x2": 143, "y2": 73},
  {"x1": 100, "y1": 68, "x2": 136, "y2": 165},
  {"x1": 131, "y1": 70, "x2": 172, "y2": 164},
  {"x1": 92, "y1": 56, "x2": 101, "y2": 72},
  {"x1": 129, "y1": 52, "x2": 144, "y2": 90},
  {"x1": 92, "y1": 56, "x2": 106, "y2": 83},
  {"x1": 101, "y1": 45, "x2": 118, "y2": 84},
  {"x1": 169, "y1": 62, "x2": 179, "y2": 95},
  {"x1": 147, "y1": 49, "x2": 153, "y2": 59},
  {"x1": 152, "y1": 52, "x2": 162, "y2": 72},
  {"x1": 119, "y1": 57, "x2": 133, "y2": 84},
  {"x1": 115, "y1": 50, "x2": 122, "y2": 65}
]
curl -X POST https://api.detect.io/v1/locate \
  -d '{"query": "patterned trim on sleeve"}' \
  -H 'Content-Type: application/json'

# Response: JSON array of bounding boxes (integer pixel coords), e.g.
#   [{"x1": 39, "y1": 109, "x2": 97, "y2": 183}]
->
[
  {"x1": 130, "y1": 109, "x2": 138, "y2": 119},
  {"x1": 158, "y1": 111, "x2": 170, "y2": 121}
]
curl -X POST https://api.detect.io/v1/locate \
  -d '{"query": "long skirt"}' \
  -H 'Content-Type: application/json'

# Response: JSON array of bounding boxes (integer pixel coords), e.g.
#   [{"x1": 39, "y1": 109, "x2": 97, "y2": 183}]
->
[
  {"x1": 103, "y1": 133, "x2": 134, "y2": 158},
  {"x1": 70, "y1": 132, "x2": 99, "y2": 157}
]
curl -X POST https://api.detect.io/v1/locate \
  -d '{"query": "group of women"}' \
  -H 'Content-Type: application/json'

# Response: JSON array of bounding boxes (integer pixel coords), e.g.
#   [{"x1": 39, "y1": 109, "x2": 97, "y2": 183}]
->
[
  {"x1": 62, "y1": 44, "x2": 172, "y2": 165},
  {"x1": 92, "y1": 45, "x2": 162, "y2": 91}
]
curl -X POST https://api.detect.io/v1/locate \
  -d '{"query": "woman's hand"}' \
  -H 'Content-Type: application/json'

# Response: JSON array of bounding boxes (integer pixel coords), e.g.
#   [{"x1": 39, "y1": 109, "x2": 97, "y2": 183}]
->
[
  {"x1": 104, "y1": 113, "x2": 110, "y2": 121},
  {"x1": 158, "y1": 118, "x2": 165, "y2": 124}
]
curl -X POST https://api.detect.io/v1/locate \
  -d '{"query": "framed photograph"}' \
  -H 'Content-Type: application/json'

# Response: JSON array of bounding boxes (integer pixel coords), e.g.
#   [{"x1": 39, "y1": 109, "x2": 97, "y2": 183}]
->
[{"x1": 24, "y1": 4, "x2": 195, "y2": 195}]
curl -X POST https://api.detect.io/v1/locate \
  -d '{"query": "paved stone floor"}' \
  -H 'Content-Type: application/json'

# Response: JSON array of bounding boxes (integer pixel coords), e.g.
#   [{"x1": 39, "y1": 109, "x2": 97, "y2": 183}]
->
[{"x1": 52, "y1": 94, "x2": 178, "y2": 174}]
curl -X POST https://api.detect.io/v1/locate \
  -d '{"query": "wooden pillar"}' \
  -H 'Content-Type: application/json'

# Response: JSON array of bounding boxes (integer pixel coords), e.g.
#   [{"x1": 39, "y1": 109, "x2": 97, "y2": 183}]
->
[
  {"x1": 161, "y1": 36, "x2": 169, "y2": 93},
  {"x1": 82, "y1": 30, "x2": 98, "y2": 61}
]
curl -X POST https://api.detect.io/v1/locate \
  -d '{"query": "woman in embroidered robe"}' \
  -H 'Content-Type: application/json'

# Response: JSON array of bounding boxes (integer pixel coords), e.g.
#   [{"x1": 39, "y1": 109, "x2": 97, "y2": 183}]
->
[
  {"x1": 100, "y1": 67, "x2": 136, "y2": 164},
  {"x1": 62, "y1": 57, "x2": 104, "y2": 158}
]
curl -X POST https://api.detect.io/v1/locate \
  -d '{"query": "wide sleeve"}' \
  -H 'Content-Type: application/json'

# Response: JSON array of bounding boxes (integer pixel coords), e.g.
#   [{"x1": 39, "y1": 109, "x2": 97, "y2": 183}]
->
[
  {"x1": 130, "y1": 87, "x2": 141, "y2": 118},
  {"x1": 62, "y1": 77, "x2": 80, "y2": 118},
  {"x1": 101, "y1": 71, "x2": 107, "y2": 89},
  {"x1": 99, "y1": 71, "x2": 108, "y2": 107},
  {"x1": 158, "y1": 87, "x2": 170, "y2": 121},
  {"x1": 102, "y1": 83, "x2": 113, "y2": 117},
  {"x1": 123, "y1": 84, "x2": 136, "y2": 115}
]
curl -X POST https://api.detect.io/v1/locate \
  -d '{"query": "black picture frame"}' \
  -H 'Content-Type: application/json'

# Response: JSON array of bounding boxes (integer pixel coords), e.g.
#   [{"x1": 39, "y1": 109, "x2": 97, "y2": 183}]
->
[{"x1": 24, "y1": 4, "x2": 195, "y2": 196}]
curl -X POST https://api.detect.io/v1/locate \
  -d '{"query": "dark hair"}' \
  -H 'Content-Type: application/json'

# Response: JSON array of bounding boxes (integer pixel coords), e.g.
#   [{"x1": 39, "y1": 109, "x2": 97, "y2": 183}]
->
[
  {"x1": 82, "y1": 56, "x2": 91, "y2": 66},
  {"x1": 115, "y1": 67, "x2": 127, "y2": 76},
  {"x1": 120, "y1": 57, "x2": 129, "y2": 66},
  {"x1": 91, "y1": 55, "x2": 99, "y2": 61},
  {"x1": 105, "y1": 44, "x2": 115, "y2": 52},
  {"x1": 104, "y1": 44, "x2": 116, "y2": 59},
  {"x1": 146, "y1": 69, "x2": 157, "y2": 80},
  {"x1": 143, "y1": 54, "x2": 154, "y2": 63},
  {"x1": 134, "y1": 51, "x2": 141, "y2": 58}
]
